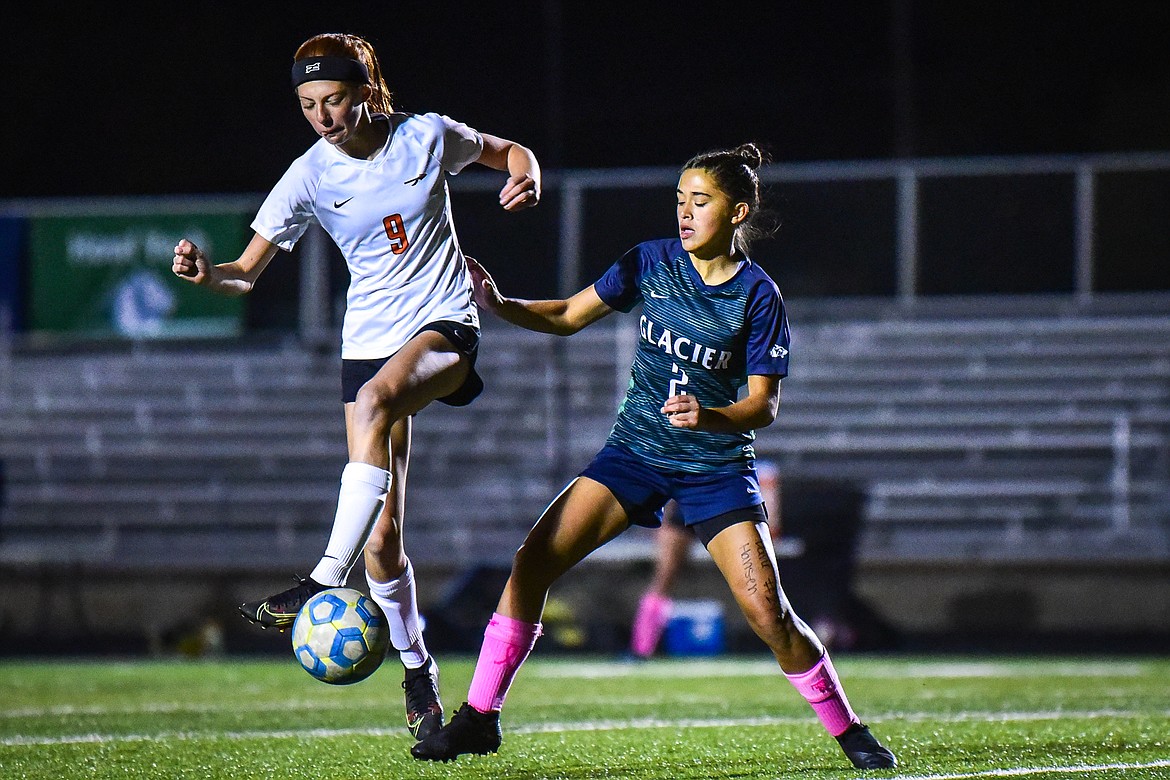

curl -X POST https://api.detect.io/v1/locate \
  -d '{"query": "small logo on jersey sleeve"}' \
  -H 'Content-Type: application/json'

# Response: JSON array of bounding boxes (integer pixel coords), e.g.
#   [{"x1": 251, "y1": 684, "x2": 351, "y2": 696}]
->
[
  {"x1": 333, "y1": 196, "x2": 355, "y2": 208},
  {"x1": 770, "y1": 344, "x2": 788, "y2": 359}
]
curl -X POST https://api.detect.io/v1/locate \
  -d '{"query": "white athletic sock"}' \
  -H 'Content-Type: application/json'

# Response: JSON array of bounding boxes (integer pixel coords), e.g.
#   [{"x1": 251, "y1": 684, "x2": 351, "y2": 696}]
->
[
  {"x1": 310, "y1": 462, "x2": 391, "y2": 587},
  {"x1": 366, "y1": 560, "x2": 428, "y2": 668}
]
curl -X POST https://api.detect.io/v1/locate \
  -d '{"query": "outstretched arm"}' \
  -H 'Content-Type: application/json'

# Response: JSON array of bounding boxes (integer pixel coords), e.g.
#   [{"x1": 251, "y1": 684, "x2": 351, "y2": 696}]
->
[
  {"x1": 477, "y1": 133, "x2": 541, "y2": 212},
  {"x1": 466, "y1": 256, "x2": 612, "y2": 336},
  {"x1": 661, "y1": 374, "x2": 782, "y2": 433},
  {"x1": 172, "y1": 233, "x2": 280, "y2": 296}
]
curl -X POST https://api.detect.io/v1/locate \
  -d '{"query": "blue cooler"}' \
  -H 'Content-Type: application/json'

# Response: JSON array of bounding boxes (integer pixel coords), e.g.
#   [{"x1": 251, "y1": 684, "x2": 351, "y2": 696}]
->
[{"x1": 664, "y1": 599, "x2": 725, "y2": 656}]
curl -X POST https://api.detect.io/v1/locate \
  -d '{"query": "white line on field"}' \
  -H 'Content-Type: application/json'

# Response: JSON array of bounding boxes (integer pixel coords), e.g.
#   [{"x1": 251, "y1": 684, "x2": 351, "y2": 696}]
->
[
  {"x1": 2, "y1": 708, "x2": 1167, "y2": 747},
  {"x1": 528, "y1": 659, "x2": 1148, "y2": 679},
  {"x1": 892, "y1": 759, "x2": 1170, "y2": 778},
  {"x1": 0, "y1": 657, "x2": 1151, "y2": 720},
  {"x1": 0, "y1": 699, "x2": 340, "y2": 719},
  {"x1": 0, "y1": 693, "x2": 715, "y2": 720},
  {"x1": 4, "y1": 724, "x2": 1167, "y2": 780}
]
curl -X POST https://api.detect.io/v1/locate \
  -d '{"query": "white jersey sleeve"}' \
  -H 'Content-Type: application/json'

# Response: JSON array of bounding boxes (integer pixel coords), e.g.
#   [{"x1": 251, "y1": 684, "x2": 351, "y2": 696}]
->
[
  {"x1": 422, "y1": 112, "x2": 483, "y2": 174},
  {"x1": 250, "y1": 154, "x2": 318, "y2": 251}
]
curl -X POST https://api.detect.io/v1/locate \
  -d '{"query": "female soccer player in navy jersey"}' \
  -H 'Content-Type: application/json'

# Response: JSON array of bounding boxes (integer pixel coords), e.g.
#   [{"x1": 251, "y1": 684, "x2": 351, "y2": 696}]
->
[
  {"x1": 170, "y1": 32, "x2": 540, "y2": 741},
  {"x1": 411, "y1": 143, "x2": 896, "y2": 770}
]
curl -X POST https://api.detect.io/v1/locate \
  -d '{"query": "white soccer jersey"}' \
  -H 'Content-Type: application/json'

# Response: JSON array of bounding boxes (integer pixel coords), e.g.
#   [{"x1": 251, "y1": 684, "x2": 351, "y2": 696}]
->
[{"x1": 251, "y1": 112, "x2": 484, "y2": 359}]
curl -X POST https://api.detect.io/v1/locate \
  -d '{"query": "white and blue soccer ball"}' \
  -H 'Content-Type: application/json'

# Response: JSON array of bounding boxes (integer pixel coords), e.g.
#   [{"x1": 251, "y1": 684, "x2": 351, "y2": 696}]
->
[{"x1": 291, "y1": 587, "x2": 390, "y2": 685}]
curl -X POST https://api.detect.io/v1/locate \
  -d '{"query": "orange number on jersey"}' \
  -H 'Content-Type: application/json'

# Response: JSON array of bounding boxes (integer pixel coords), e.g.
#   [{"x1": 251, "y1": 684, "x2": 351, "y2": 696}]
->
[{"x1": 382, "y1": 213, "x2": 410, "y2": 254}]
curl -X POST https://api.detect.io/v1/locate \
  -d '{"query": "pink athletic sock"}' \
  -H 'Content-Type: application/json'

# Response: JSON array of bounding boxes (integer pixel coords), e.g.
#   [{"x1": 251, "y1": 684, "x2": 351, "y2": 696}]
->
[
  {"x1": 785, "y1": 653, "x2": 861, "y2": 737},
  {"x1": 466, "y1": 613, "x2": 542, "y2": 713},
  {"x1": 630, "y1": 591, "x2": 672, "y2": 658}
]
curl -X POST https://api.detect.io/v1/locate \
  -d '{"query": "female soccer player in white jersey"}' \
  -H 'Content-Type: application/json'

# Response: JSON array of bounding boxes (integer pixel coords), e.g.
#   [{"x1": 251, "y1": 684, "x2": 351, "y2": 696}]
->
[
  {"x1": 411, "y1": 143, "x2": 897, "y2": 770},
  {"x1": 170, "y1": 32, "x2": 540, "y2": 741}
]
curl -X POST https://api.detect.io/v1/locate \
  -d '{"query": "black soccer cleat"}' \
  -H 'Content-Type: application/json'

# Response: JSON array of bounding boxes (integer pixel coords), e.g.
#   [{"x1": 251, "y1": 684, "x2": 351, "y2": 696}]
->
[
  {"x1": 410, "y1": 702, "x2": 501, "y2": 761},
  {"x1": 836, "y1": 723, "x2": 897, "y2": 769},
  {"x1": 238, "y1": 575, "x2": 327, "y2": 630},
  {"x1": 403, "y1": 656, "x2": 445, "y2": 740}
]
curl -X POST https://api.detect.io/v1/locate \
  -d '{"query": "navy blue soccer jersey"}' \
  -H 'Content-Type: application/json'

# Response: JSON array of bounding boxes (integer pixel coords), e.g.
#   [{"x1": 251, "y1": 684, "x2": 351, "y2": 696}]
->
[{"x1": 593, "y1": 238, "x2": 790, "y2": 473}]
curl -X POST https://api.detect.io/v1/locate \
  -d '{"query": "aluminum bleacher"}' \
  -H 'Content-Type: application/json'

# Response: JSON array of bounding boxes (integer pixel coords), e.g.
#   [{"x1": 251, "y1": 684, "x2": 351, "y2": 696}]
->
[
  {"x1": 758, "y1": 293, "x2": 1170, "y2": 561},
  {"x1": 1, "y1": 293, "x2": 1168, "y2": 571}
]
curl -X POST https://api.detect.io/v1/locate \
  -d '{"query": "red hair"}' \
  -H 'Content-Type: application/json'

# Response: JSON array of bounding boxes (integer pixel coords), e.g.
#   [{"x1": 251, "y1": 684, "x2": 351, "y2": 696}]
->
[{"x1": 294, "y1": 33, "x2": 394, "y2": 114}]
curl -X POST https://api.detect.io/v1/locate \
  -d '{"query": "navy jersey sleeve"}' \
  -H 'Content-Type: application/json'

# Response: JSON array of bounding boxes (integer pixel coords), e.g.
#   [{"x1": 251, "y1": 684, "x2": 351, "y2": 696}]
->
[
  {"x1": 744, "y1": 279, "x2": 791, "y2": 378},
  {"x1": 593, "y1": 243, "x2": 657, "y2": 313}
]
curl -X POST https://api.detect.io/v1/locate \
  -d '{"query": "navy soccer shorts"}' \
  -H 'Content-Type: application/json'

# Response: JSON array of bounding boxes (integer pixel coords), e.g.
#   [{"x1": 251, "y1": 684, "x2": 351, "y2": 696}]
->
[{"x1": 579, "y1": 444, "x2": 767, "y2": 546}]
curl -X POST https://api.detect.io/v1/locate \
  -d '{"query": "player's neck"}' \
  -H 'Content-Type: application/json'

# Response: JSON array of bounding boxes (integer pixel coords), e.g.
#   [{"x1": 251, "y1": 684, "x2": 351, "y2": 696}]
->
[
  {"x1": 688, "y1": 251, "x2": 744, "y2": 286},
  {"x1": 339, "y1": 113, "x2": 390, "y2": 161}
]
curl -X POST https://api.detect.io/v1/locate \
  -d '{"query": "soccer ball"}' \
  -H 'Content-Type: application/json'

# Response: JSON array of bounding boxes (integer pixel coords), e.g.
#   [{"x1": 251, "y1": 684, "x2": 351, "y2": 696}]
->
[{"x1": 291, "y1": 587, "x2": 390, "y2": 685}]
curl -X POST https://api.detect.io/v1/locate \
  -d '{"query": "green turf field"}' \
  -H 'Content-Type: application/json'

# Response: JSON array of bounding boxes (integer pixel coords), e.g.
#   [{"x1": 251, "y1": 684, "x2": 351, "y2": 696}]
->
[{"x1": 1, "y1": 654, "x2": 1168, "y2": 779}]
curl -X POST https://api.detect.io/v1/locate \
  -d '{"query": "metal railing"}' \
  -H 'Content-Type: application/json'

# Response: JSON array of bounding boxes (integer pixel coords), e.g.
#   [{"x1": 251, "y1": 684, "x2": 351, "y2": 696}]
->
[
  {"x1": 3, "y1": 151, "x2": 1169, "y2": 345},
  {"x1": 443, "y1": 150, "x2": 1170, "y2": 299}
]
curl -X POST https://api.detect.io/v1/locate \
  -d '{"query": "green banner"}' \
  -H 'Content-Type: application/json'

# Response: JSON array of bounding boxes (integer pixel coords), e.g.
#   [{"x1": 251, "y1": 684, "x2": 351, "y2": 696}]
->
[{"x1": 29, "y1": 212, "x2": 250, "y2": 338}]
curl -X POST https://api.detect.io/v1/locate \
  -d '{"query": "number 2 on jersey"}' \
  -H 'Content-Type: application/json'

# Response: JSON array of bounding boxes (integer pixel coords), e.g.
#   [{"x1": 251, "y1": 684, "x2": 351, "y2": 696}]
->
[
  {"x1": 668, "y1": 362, "x2": 690, "y2": 398},
  {"x1": 382, "y1": 213, "x2": 410, "y2": 254}
]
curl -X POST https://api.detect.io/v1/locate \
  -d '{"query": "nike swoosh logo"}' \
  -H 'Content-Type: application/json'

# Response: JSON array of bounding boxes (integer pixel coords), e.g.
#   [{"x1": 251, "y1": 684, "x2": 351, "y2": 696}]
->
[
  {"x1": 647, "y1": 291, "x2": 668, "y2": 299},
  {"x1": 334, "y1": 196, "x2": 355, "y2": 208}
]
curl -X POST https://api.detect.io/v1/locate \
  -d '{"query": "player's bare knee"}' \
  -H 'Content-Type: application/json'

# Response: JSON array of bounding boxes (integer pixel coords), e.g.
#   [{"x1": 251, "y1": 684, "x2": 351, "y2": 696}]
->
[
  {"x1": 363, "y1": 531, "x2": 392, "y2": 562},
  {"x1": 743, "y1": 600, "x2": 800, "y2": 642},
  {"x1": 511, "y1": 543, "x2": 541, "y2": 578},
  {"x1": 353, "y1": 380, "x2": 393, "y2": 411},
  {"x1": 741, "y1": 601, "x2": 782, "y2": 637},
  {"x1": 354, "y1": 382, "x2": 407, "y2": 428},
  {"x1": 511, "y1": 544, "x2": 559, "y2": 592}
]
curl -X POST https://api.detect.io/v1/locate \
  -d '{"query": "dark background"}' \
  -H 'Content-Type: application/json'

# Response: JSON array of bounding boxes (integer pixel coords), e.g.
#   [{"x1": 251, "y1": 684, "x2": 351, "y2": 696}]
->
[
  {"x1": 5, "y1": 2, "x2": 1169, "y2": 310},
  {"x1": 7, "y1": 1, "x2": 1169, "y2": 198}
]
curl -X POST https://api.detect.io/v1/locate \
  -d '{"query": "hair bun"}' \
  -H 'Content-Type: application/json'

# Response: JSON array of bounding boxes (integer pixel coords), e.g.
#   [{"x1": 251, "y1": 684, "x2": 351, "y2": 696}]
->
[{"x1": 734, "y1": 143, "x2": 766, "y2": 170}]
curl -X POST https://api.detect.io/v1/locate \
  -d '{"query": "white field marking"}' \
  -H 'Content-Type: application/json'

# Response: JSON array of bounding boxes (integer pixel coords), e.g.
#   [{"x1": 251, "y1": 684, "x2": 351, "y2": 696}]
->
[
  {"x1": 528, "y1": 659, "x2": 778, "y2": 678},
  {"x1": 4, "y1": 658, "x2": 1150, "y2": 719},
  {"x1": 892, "y1": 759, "x2": 1170, "y2": 779},
  {"x1": 861, "y1": 661, "x2": 1148, "y2": 679},
  {"x1": 3, "y1": 708, "x2": 1167, "y2": 747},
  {"x1": 0, "y1": 699, "x2": 354, "y2": 720},
  {"x1": 1, "y1": 693, "x2": 715, "y2": 720},
  {"x1": 528, "y1": 659, "x2": 1148, "y2": 679}
]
